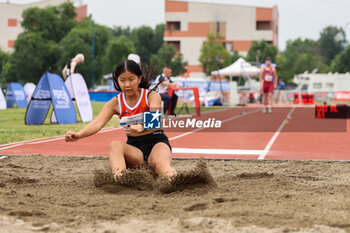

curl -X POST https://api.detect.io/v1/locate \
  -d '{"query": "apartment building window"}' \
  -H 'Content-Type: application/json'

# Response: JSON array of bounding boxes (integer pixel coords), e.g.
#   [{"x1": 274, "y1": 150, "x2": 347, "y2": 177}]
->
[
  {"x1": 166, "y1": 41, "x2": 180, "y2": 53},
  {"x1": 326, "y1": 83, "x2": 334, "y2": 90},
  {"x1": 8, "y1": 19, "x2": 18, "y2": 27},
  {"x1": 313, "y1": 83, "x2": 322, "y2": 89},
  {"x1": 166, "y1": 21, "x2": 181, "y2": 31},
  {"x1": 8, "y1": 40, "x2": 15, "y2": 48},
  {"x1": 256, "y1": 21, "x2": 271, "y2": 30}
]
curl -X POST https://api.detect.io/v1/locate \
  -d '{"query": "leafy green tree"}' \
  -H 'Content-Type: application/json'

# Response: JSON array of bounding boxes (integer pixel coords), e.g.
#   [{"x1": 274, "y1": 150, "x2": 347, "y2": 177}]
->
[
  {"x1": 21, "y1": 2, "x2": 76, "y2": 43},
  {"x1": 199, "y1": 33, "x2": 231, "y2": 75},
  {"x1": 59, "y1": 19, "x2": 110, "y2": 87},
  {"x1": 111, "y1": 26, "x2": 132, "y2": 38},
  {"x1": 231, "y1": 50, "x2": 242, "y2": 64},
  {"x1": 330, "y1": 45, "x2": 350, "y2": 72},
  {"x1": 2, "y1": 2, "x2": 77, "y2": 84},
  {"x1": 150, "y1": 44, "x2": 187, "y2": 76},
  {"x1": 9, "y1": 32, "x2": 61, "y2": 83},
  {"x1": 318, "y1": 26, "x2": 345, "y2": 65},
  {"x1": 127, "y1": 24, "x2": 165, "y2": 64},
  {"x1": 277, "y1": 38, "x2": 328, "y2": 82},
  {"x1": 104, "y1": 36, "x2": 135, "y2": 74},
  {"x1": 0, "y1": 49, "x2": 11, "y2": 86},
  {"x1": 130, "y1": 26, "x2": 155, "y2": 64},
  {"x1": 246, "y1": 40, "x2": 278, "y2": 63}
]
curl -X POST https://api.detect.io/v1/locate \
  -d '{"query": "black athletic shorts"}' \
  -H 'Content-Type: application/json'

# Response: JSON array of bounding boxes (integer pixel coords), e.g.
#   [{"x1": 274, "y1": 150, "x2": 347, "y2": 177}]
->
[{"x1": 126, "y1": 130, "x2": 172, "y2": 162}]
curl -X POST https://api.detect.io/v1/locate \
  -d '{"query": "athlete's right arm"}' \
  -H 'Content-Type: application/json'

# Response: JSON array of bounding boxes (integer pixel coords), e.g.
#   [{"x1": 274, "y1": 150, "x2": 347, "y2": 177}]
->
[
  {"x1": 65, "y1": 97, "x2": 119, "y2": 142},
  {"x1": 259, "y1": 67, "x2": 264, "y2": 90}
]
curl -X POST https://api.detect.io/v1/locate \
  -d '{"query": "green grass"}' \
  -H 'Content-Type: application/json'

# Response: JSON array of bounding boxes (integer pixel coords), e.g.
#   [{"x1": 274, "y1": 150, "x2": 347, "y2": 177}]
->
[{"x1": 0, "y1": 102, "x2": 120, "y2": 145}]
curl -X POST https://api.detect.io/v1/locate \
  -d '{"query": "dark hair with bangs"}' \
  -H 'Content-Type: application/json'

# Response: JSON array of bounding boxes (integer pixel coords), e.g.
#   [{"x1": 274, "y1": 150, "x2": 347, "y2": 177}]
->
[{"x1": 112, "y1": 60, "x2": 157, "y2": 92}]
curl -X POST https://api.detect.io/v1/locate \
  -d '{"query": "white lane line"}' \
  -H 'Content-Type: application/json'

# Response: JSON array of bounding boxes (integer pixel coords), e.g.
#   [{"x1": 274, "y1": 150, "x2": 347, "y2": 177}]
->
[
  {"x1": 173, "y1": 148, "x2": 263, "y2": 155},
  {"x1": 28, "y1": 137, "x2": 65, "y2": 145},
  {"x1": 0, "y1": 144, "x2": 23, "y2": 150},
  {"x1": 0, "y1": 126, "x2": 123, "y2": 148},
  {"x1": 0, "y1": 136, "x2": 64, "y2": 148},
  {"x1": 222, "y1": 108, "x2": 261, "y2": 123},
  {"x1": 169, "y1": 108, "x2": 261, "y2": 141},
  {"x1": 258, "y1": 107, "x2": 295, "y2": 160}
]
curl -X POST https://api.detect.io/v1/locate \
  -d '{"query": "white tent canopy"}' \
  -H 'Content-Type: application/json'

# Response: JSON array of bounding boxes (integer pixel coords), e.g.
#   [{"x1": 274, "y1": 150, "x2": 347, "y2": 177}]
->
[{"x1": 211, "y1": 57, "x2": 260, "y2": 77}]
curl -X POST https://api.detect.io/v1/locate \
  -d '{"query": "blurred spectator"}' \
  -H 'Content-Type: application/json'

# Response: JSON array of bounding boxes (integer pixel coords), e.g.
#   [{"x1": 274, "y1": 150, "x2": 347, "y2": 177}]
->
[
  {"x1": 155, "y1": 67, "x2": 180, "y2": 115},
  {"x1": 62, "y1": 54, "x2": 85, "y2": 80}
]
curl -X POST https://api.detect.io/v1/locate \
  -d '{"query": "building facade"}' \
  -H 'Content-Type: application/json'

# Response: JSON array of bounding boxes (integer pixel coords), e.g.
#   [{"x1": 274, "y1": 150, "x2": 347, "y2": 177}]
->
[
  {"x1": 0, "y1": 0, "x2": 87, "y2": 52},
  {"x1": 164, "y1": 0, "x2": 278, "y2": 77}
]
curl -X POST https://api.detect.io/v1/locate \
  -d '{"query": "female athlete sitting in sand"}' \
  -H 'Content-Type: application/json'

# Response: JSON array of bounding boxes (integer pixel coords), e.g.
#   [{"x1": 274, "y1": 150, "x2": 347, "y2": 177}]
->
[{"x1": 65, "y1": 60, "x2": 177, "y2": 181}]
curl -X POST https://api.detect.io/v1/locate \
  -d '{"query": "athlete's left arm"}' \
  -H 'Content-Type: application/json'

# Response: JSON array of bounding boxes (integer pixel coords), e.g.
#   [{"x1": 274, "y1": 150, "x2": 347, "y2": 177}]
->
[
  {"x1": 273, "y1": 67, "x2": 278, "y2": 88},
  {"x1": 148, "y1": 91, "x2": 162, "y2": 112}
]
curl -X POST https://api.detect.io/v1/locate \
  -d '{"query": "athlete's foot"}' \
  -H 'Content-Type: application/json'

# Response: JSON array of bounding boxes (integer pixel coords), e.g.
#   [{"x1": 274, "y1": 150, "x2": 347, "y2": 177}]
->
[
  {"x1": 268, "y1": 108, "x2": 273, "y2": 113},
  {"x1": 112, "y1": 168, "x2": 123, "y2": 182},
  {"x1": 262, "y1": 107, "x2": 267, "y2": 114}
]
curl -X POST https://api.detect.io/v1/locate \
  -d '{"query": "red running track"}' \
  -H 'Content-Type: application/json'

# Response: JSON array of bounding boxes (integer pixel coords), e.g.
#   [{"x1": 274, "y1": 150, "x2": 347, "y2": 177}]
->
[{"x1": 1, "y1": 106, "x2": 349, "y2": 161}]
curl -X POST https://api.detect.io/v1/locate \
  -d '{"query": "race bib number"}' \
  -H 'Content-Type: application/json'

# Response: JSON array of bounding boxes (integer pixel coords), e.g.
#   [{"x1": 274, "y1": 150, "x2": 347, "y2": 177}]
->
[{"x1": 264, "y1": 74, "x2": 273, "y2": 82}]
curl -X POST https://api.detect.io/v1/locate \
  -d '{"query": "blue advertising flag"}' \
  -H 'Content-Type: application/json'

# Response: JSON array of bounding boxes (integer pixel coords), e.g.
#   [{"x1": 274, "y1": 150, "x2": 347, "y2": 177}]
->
[
  {"x1": 6, "y1": 82, "x2": 27, "y2": 108},
  {"x1": 25, "y1": 73, "x2": 76, "y2": 125},
  {"x1": 48, "y1": 73, "x2": 76, "y2": 124},
  {"x1": 25, "y1": 73, "x2": 52, "y2": 125}
]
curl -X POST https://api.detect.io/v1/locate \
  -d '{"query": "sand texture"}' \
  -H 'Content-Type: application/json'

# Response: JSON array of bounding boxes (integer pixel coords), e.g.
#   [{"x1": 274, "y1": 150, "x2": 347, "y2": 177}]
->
[{"x1": 1, "y1": 155, "x2": 350, "y2": 233}]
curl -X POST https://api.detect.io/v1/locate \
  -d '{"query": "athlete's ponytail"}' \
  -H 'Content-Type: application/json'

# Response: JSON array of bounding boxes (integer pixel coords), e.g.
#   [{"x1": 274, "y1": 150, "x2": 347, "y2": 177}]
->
[{"x1": 112, "y1": 60, "x2": 157, "y2": 92}]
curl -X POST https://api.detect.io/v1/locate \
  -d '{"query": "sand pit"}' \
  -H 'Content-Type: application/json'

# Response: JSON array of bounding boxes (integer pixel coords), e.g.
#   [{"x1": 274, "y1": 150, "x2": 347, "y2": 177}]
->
[{"x1": 1, "y1": 155, "x2": 350, "y2": 233}]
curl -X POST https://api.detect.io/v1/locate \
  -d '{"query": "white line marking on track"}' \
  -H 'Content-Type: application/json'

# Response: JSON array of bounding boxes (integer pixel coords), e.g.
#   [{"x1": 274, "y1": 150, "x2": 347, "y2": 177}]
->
[
  {"x1": 258, "y1": 107, "x2": 295, "y2": 160},
  {"x1": 172, "y1": 148, "x2": 263, "y2": 155},
  {"x1": 0, "y1": 126, "x2": 123, "y2": 148},
  {"x1": 28, "y1": 137, "x2": 65, "y2": 145},
  {"x1": 168, "y1": 108, "x2": 261, "y2": 141},
  {"x1": 0, "y1": 144, "x2": 23, "y2": 150}
]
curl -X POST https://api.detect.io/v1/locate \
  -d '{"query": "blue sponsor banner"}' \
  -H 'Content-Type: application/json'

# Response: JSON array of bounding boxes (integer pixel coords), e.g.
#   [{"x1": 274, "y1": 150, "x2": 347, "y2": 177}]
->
[
  {"x1": 207, "y1": 81, "x2": 231, "y2": 92},
  {"x1": 25, "y1": 73, "x2": 76, "y2": 125},
  {"x1": 6, "y1": 82, "x2": 27, "y2": 108},
  {"x1": 25, "y1": 73, "x2": 51, "y2": 125},
  {"x1": 48, "y1": 73, "x2": 76, "y2": 124}
]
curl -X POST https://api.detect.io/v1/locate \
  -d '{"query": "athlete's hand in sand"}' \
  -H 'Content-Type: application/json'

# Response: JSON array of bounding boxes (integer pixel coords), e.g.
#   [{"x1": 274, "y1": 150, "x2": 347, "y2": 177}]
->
[
  {"x1": 128, "y1": 124, "x2": 144, "y2": 133},
  {"x1": 65, "y1": 131, "x2": 80, "y2": 142}
]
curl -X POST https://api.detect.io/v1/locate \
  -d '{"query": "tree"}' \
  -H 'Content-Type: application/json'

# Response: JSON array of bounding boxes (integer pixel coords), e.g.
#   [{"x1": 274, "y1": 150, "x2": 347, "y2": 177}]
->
[
  {"x1": 277, "y1": 38, "x2": 328, "y2": 82},
  {"x1": 150, "y1": 44, "x2": 187, "y2": 76},
  {"x1": 0, "y1": 49, "x2": 11, "y2": 86},
  {"x1": 21, "y1": 2, "x2": 77, "y2": 43},
  {"x1": 59, "y1": 19, "x2": 110, "y2": 88},
  {"x1": 199, "y1": 33, "x2": 231, "y2": 75},
  {"x1": 9, "y1": 32, "x2": 61, "y2": 83},
  {"x1": 318, "y1": 26, "x2": 345, "y2": 65},
  {"x1": 2, "y1": 2, "x2": 78, "y2": 84},
  {"x1": 231, "y1": 50, "x2": 242, "y2": 64},
  {"x1": 330, "y1": 45, "x2": 350, "y2": 73},
  {"x1": 246, "y1": 40, "x2": 278, "y2": 63},
  {"x1": 104, "y1": 36, "x2": 135, "y2": 74}
]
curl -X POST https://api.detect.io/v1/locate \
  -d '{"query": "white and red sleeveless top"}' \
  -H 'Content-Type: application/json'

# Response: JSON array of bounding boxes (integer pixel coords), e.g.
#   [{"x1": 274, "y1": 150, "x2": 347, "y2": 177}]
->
[
  {"x1": 263, "y1": 66, "x2": 274, "y2": 83},
  {"x1": 118, "y1": 88, "x2": 149, "y2": 127}
]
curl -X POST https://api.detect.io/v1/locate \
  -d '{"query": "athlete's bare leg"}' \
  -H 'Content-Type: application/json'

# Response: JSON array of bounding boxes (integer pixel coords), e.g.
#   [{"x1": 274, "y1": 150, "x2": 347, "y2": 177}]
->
[
  {"x1": 148, "y1": 142, "x2": 177, "y2": 177},
  {"x1": 109, "y1": 141, "x2": 144, "y2": 180}
]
